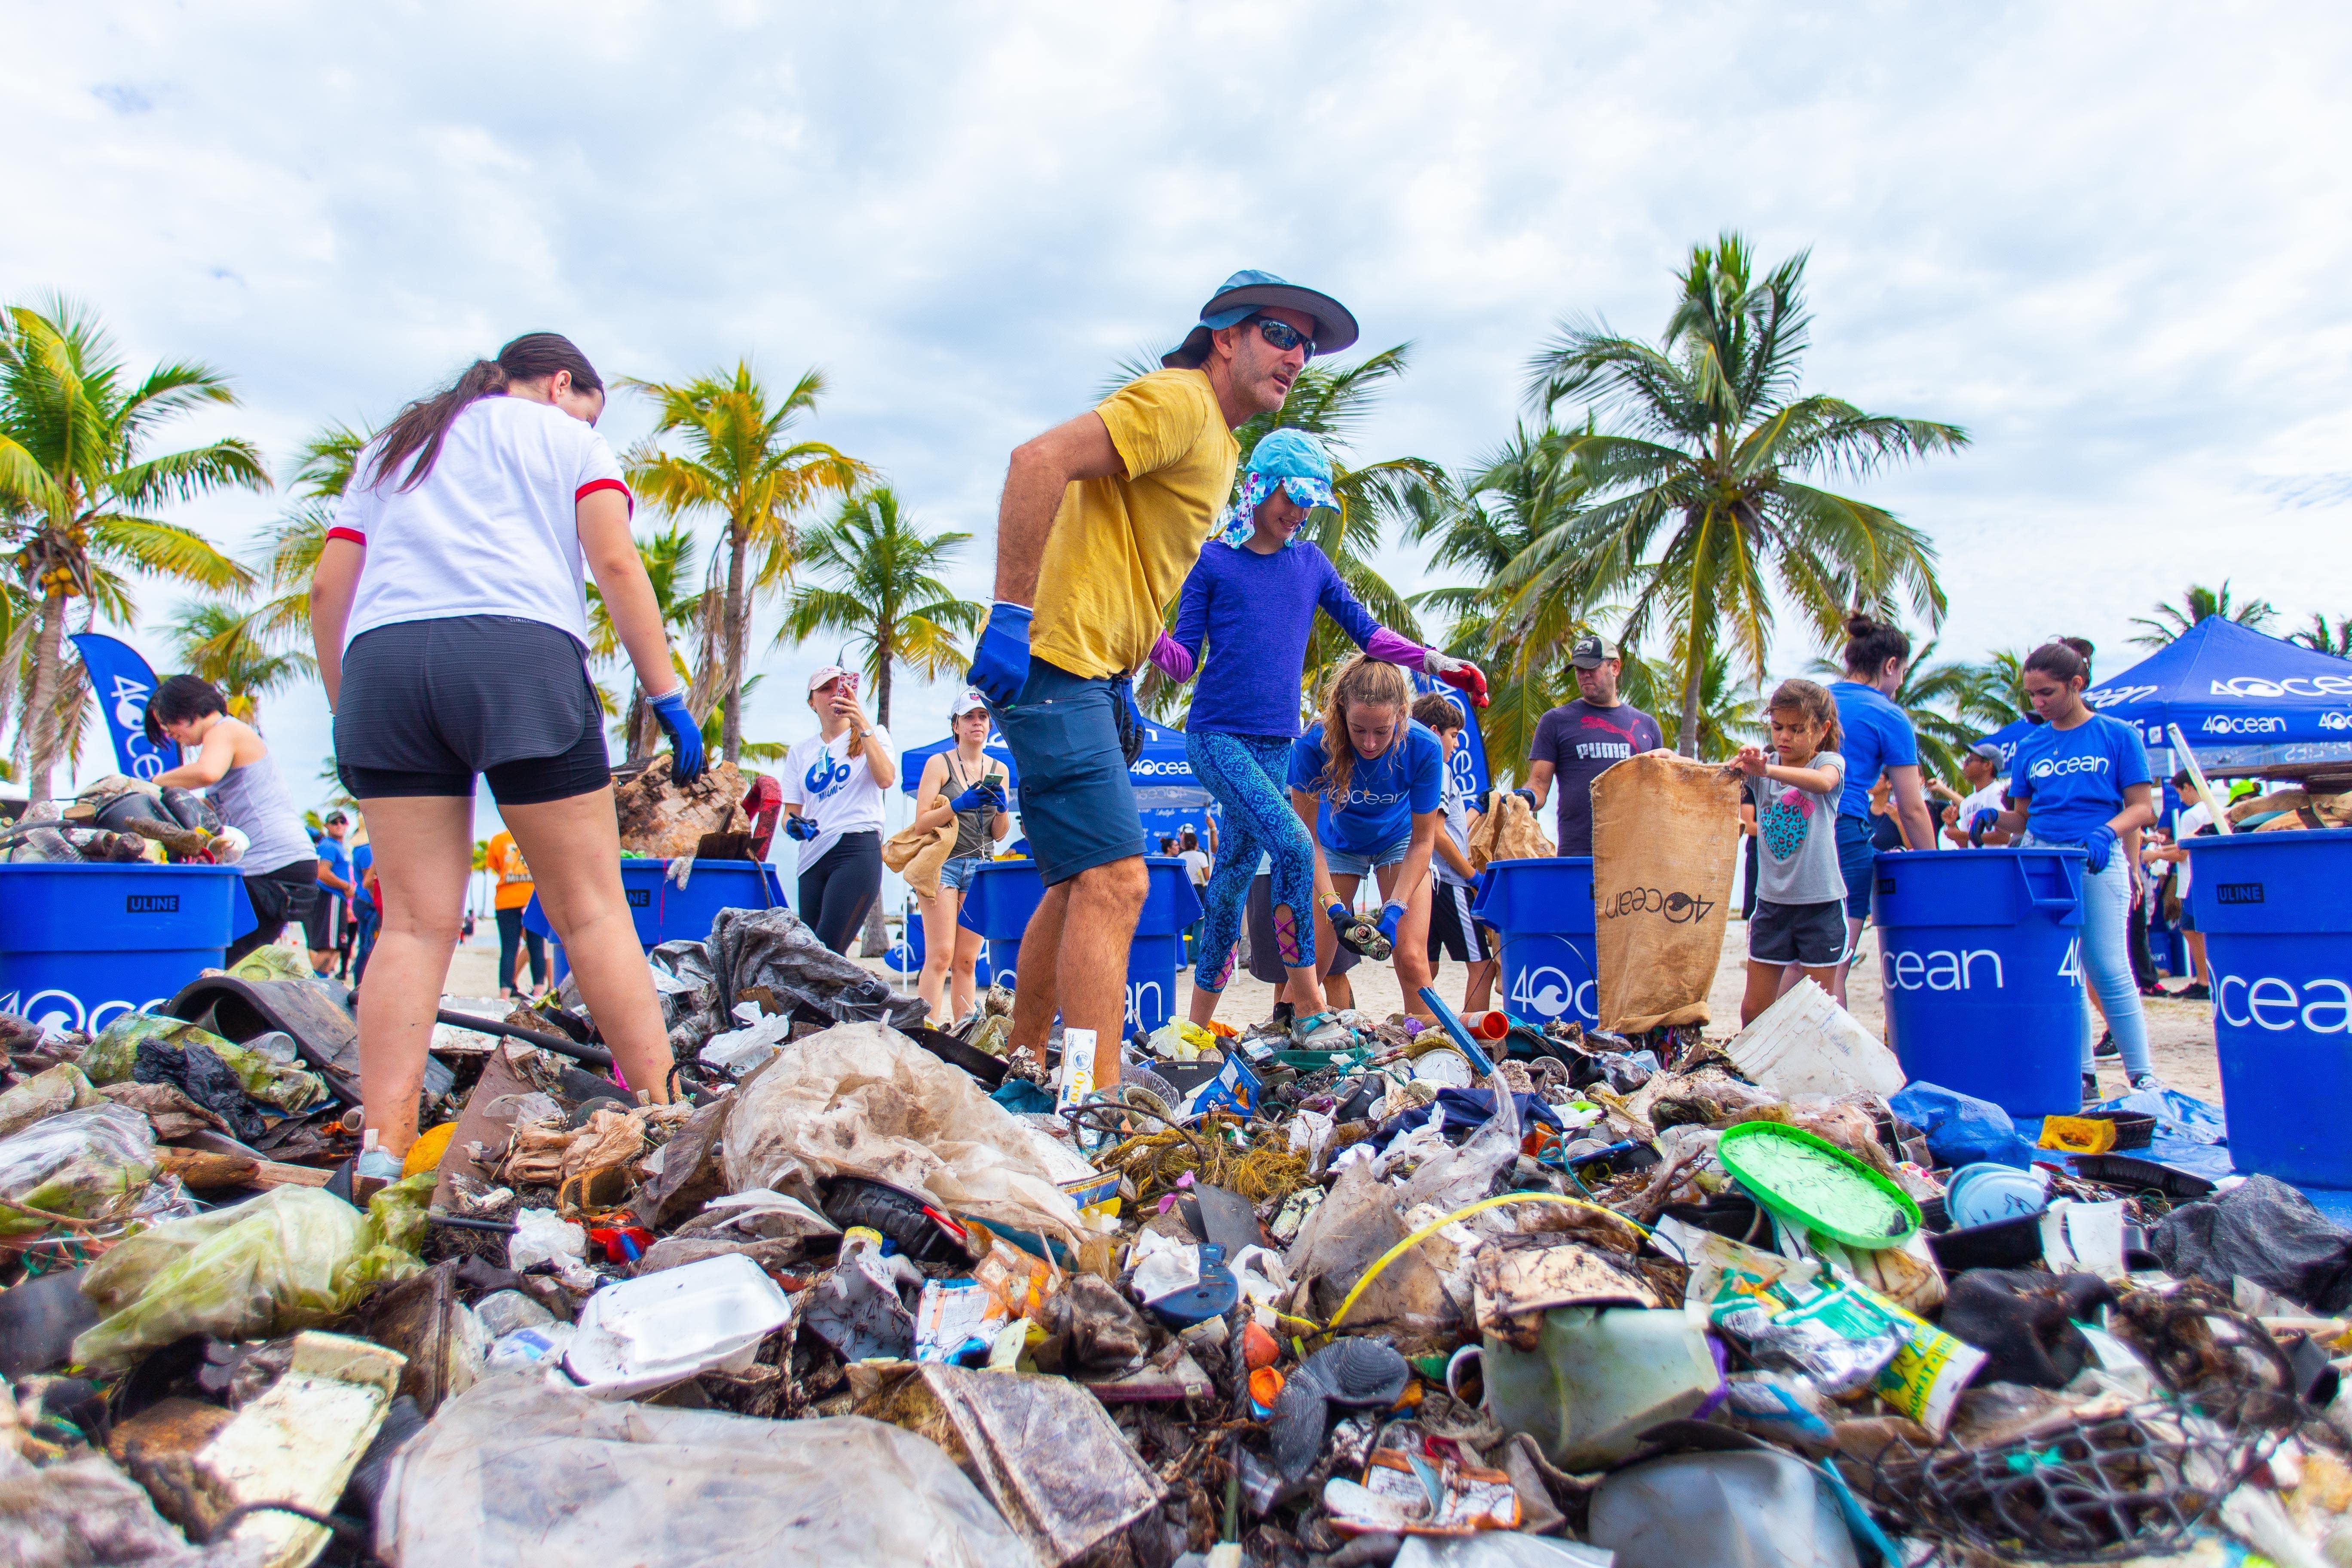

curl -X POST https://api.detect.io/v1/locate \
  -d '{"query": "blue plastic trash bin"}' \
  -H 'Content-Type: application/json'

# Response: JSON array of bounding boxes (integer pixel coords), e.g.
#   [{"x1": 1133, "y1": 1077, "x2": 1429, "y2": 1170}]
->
[
  {"x1": 958, "y1": 856, "x2": 1200, "y2": 1036},
  {"x1": 898, "y1": 900, "x2": 995, "y2": 988},
  {"x1": 1871, "y1": 848, "x2": 2086, "y2": 1118},
  {"x1": 525, "y1": 858, "x2": 786, "y2": 984},
  {"x1": 1470, "y1": 857, "x2": 1599, "y2": 1028},
  {"x1": 0, "y1": 863, "x2": 258, "y2": 1035},
  {"x1": 2187, "y1": 828, "x2": 2352, "y2": 1187}
]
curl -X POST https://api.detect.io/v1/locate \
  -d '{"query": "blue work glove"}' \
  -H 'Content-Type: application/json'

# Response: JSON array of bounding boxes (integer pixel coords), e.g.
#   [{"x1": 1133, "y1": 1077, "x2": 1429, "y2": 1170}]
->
[
  {"x1": 949, "y1": 780, "x2": 994, "y2": 812},
  {"x1": 1513, "y1": 788, "x2": 1538, "y2": 811},
  {"x1": 784, "y1": 815, "x2": 821, "y2": 842},
  {"x1": 1375, "y1": 900, "x2": 1407, "y2": 944},
  {"x1": 966, "y1": 603, "x2": 1033, "y2": 708},
  {"x1": 2082, "y1": 824, "x2": 2117, "y2": 876},
  {"x1": 647, "y1": 686, "x2": 706, "y2": 784},
  {"x1": 1968, "y1": 808, "x2": 2001, "y2": 845}
]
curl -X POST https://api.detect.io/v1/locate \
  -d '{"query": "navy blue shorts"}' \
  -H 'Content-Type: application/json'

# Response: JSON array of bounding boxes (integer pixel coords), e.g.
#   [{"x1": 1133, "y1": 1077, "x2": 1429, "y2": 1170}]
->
[
  {"x1": 1834, "y1": 813, "x2": 1877, "y2": 922},
  {"x1": 991, "y1": 660, "x2": 1146, "y2": 888}
]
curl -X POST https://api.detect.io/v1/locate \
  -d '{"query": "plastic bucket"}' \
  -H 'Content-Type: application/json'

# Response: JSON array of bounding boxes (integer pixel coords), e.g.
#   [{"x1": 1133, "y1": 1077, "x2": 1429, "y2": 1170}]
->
[
  {"x1": 0, "y1": 863, "x2": 258, "y2": 1034},
  {"x1": 957, "y1": 856, "x2": 1202, "y2": 1035},
  {"x1": 1871, "y1": 848, "x2": 2086, "y2": 1118},
  {"x1": 2186, "y1": 829, "x2": 2352, "y2": 1186},
  {"x1": 1470, "y1": 857, "x2": 1599, "y2": 1028}
]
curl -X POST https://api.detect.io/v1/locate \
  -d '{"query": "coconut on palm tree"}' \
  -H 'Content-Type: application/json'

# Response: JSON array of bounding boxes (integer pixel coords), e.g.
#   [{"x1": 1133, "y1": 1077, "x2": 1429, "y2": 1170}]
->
[
  {"x1": 779, "y1": 487, "x2": 978, "y2": 729},
  {"x1": 0, "y1": 298, "x2": 268, "y2": 798},
  {"x1": 2129, "y1": 582, "x2": 2278, "y2": 648},
  {"x1": 622, "y1": 364, "x2": 868, "y2": 763},
  {"x1": 1516, "y1": 234, "x2": 1967, "y2": 755}
]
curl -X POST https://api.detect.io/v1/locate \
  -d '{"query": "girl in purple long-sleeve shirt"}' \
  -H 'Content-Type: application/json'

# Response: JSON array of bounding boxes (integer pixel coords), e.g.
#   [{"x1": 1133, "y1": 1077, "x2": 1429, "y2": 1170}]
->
[{"x1": 1150, "y1": 429, "x2": 1485, "y2": 1029}]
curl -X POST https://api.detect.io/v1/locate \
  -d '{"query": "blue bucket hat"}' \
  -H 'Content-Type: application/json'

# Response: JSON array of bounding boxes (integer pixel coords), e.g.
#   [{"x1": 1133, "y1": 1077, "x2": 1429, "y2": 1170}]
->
[
  {"x1": 1216, "y1": 429, "x2": 1341, "y2": 547},
  {"x1": 1163, "y1": 270, "x2": 1360, "y2": 369}
]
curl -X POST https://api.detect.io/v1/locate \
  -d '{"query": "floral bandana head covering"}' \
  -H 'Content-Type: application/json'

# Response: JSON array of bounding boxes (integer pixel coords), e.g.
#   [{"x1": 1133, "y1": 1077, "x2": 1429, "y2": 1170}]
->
[{"x1": 1214, "y1": 429, "x2": 1341, "y2": 548}]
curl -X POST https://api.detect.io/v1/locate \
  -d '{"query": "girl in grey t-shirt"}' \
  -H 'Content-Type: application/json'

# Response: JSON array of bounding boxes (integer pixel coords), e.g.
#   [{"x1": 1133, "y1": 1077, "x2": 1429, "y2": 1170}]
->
[{"x1": 1736, "y1": 679, "x2": 1850, "y2": 1023}]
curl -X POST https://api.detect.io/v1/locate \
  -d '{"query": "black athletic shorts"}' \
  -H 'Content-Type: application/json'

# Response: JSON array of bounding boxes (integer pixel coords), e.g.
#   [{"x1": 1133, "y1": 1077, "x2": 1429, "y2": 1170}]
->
[
  {"x1": 300, "y1": 890, "x2": 337, "y2": 951},
  {"x1": 1748, "y1": 898, "x2": 1849, "y2": 968},
  {"x1": 1426, "y1": 880, "x2": 1491, "y2": 965},
  {"x1": 335, "y1": 615, "x2": 611, "y2": 805}
]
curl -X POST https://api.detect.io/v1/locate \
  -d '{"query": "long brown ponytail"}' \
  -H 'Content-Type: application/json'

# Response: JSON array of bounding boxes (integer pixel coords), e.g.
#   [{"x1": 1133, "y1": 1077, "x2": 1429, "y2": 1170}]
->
[
  {"x1": 365, "y1": 332, "x2": 604, "y2": 493},
  {"x1": 1316, "y1": 655, "x2": 1413, "y2": 809}
]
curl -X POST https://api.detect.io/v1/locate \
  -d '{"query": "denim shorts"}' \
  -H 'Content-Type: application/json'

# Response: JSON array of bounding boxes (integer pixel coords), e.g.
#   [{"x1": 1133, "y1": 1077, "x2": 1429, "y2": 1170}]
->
[
  {"x1": 1834, "y1": 814, "x2": 1878, "y2": 922},
  {"x1": 990, "y1": 659, "x2": 1147, "y2": 888},
  {"x1": 938, "y1": 854, "x2": 986, "y2": 893},
  {"x1": 1324, "y1": 838, "x2": 1412, "y2": 879}
]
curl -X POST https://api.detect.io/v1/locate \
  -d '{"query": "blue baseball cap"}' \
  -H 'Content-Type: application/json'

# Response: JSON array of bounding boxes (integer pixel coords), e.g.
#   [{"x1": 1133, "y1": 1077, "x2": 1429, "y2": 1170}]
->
[
  {"x1": 1244, "y1": 428, "x2": 1341, "y2": 512},
  {"x1": 1163, "y1": 270, "x2": 1360, "y2": 369}
]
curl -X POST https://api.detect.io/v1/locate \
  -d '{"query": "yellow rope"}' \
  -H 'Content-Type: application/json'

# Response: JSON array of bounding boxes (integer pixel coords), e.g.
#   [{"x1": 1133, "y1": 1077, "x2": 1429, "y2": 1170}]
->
[{"x1": 1322, "y1": 1191, "x2": 1650, "y2": 1333}]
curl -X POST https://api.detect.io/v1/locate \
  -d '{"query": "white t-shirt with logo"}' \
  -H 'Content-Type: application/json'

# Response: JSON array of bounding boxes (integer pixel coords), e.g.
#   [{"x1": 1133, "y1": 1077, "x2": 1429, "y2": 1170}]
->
[
  {"x1": 1952, "y1": 780, "x2": 2008, "y2": 843},
  {"x1": 778, "y1": 726, "x2": 896, "y2": 871},
  {"x1": 330, "y1": 395, "x2": 631, "y2": 650}
]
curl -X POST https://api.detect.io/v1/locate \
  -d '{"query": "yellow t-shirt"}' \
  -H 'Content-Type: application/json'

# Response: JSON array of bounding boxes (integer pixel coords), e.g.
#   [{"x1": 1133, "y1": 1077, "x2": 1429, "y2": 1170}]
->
[
  {"x1": 487, "y1": 831, "x2": 534, "y2": 911},
  {"x1": 1027, "y1": 369, "x2": 1239, "y2": 679}
]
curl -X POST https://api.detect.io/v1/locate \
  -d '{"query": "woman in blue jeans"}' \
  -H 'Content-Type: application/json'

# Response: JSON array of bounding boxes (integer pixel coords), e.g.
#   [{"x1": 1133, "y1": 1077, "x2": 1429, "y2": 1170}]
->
[
  {"x1": 1151, "y1": 431, "x2": 1484, "y2": 1029},
  {"x1": 1977, "y1": 640, "x2": 2162, "y2": 1104},
  {"x1": 908, "y1": 691, "x2": 1011, "y2": 1023}
]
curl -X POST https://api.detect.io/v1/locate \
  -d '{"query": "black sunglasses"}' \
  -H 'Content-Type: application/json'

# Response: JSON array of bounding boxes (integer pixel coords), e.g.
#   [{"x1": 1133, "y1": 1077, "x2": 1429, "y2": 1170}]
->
[{"x1": 1247, "y1": 315, "x2": 1316, "y2": 358}]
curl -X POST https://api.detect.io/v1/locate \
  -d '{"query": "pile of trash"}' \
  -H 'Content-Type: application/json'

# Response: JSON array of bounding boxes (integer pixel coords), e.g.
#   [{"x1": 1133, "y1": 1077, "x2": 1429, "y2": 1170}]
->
[
  {"x1": 8, "y1": 924, "x2": 2352, "y2": 1567},
  {"x1": 1, "y1": 775, "x2": 247, "y2": 864}
]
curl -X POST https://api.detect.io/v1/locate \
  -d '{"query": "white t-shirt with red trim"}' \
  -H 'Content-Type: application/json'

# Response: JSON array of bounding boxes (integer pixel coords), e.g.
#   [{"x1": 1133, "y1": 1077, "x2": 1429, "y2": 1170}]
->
[{"x1": 330, "y1": 394, "x2": 631, "y2": 650}]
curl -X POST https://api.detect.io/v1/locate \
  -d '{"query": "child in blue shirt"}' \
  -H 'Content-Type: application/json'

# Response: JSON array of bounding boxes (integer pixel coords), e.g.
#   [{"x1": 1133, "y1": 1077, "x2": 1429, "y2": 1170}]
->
[
  {"x1": 1151, "y1": 430, "x2": 1484, "y2": 1030},
  {"x1": 1979, "y1": 640, "x2": 2160, "y2": 1102},
  {"x1": 1284, "y1": 655, "x2": 1447, "y2": 1023}
]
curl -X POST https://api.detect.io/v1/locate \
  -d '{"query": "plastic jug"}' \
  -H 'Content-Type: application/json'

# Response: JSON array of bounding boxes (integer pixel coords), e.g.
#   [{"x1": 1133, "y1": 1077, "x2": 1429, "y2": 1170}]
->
[{"x1": 1477, "y1": 1306, "x2": 1722, "y2": 1470}]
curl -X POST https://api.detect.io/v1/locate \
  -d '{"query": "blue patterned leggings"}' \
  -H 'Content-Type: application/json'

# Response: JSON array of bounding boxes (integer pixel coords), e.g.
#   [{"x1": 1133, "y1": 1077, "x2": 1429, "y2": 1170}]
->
[{"x1": 1187, "y1": 731, "x2": 1317, "y2": 989}]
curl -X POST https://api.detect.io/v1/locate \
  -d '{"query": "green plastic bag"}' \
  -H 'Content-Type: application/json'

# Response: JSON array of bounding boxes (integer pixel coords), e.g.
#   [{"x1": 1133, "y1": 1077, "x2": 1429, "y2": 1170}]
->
[
  {"x1": 72, "y1": 1173, "x2": 434, "y2": 1373},
  {"x1": 0, "y1": 1103, "x2": 156, "y2": 1238},
  {"x1": 80, "y1": 1013, "x2": 329, "y2": 1114}
]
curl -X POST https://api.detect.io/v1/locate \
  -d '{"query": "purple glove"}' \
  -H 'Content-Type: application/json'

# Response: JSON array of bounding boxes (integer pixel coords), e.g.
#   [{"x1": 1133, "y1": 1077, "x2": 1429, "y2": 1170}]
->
[
  {"x1": 1149, "y1": 631, "x2": 1195, "y2": 683},
  {"x1": 1365, "y1": 627, "x2": 1429, "y2": 668}
]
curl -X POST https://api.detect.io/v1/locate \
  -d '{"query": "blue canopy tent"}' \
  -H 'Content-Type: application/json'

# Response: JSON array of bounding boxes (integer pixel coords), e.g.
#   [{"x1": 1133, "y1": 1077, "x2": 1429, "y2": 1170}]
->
[
  {"x1": 1977, "y1": 714, "x2": 2044, "y2": 771},
  {"x1": 2082, "y1": 617, "x2": 2352, "y2": 750}
]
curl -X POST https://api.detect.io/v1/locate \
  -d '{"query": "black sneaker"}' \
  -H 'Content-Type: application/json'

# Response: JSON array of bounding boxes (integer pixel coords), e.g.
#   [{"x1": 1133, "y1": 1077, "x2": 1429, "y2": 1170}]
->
[
  {"x1": 2172, "y1": 982, "x2": 2211, "y2": 1001},
  {"x1": 2082, "y1": 1072, "x2": 2102, "y2": 1110},
  {"x1": 2094, "y1": 1029, "x2": 2119, "y2": 1059}
]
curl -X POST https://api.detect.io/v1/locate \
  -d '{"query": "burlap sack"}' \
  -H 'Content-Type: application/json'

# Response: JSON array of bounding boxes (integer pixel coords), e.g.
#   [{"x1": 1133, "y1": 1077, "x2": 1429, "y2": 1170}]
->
[
  {"x1": 1467, "y1": 789, "x2": 1555, "y2": 872},
  {"x1": 884, "y1": 819, "x2": 956, "y2": 898},
  {"x1": 1589, "y1": 753, "x2": 1741, "y2": 1034}
]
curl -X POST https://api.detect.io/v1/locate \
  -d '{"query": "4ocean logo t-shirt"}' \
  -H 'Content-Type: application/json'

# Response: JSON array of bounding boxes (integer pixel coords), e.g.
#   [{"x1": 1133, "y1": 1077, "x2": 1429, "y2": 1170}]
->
[{"x1": 778, "y1": 726, "x2": 894, "y2": 870}]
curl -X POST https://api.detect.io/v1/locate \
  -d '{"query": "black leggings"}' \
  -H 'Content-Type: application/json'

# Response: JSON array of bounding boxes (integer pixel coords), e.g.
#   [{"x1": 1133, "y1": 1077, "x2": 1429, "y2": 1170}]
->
[
  {"x1": 227, "y1": 860, "x2": 321, "y2": 968},
  {"x1": 799, "y1": 831, "x2": 882, "y2": 955},
  {"x1": 495, "y1": 906, "x2": 547, "y2": 991}
]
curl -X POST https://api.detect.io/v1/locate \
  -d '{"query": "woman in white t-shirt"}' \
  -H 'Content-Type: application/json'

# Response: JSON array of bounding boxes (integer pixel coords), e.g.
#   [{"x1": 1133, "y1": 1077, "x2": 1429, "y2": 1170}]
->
[
  {"x1": 309, "y1": 333, "x2": 704, "y2": 1172},
  {"x1": 778, "y1": 665, "x2": 897, "y2": 952}
]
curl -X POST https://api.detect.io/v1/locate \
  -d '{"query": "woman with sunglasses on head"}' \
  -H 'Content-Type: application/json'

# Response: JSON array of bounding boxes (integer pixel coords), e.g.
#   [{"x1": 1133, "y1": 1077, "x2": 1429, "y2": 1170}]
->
[
  {"x1": 1149, "y1": 430, "x2": 1485, "y2": 1030},
  {"x1": 310, "y1": 332, "x2": 705, "y2": 1173},
  {"x1": 1974, "y1": 639, "x2": 2162, "y2": 1105},
  {"x1": 778, "y1": 665, "x2": 897, "y2": 954},
  {"x1": 908, "y1": 690, "x2": 1009, "y2": 1022}
]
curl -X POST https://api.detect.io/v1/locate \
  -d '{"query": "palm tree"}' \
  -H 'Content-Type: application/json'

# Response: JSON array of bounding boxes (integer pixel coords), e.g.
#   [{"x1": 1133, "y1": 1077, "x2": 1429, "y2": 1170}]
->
[
  {"x1": 1808, "y1": 636, "x2": 2014, "y2": 782},
  {"x1": 1518, "y1": 233, "x2": 1967, "y2": 755},
  {"x1": 166, "y1": 599, "x2": 312, "y2": 729},
  {"x1": 1112, "y1": 346, "x2": 1443, "y2": 722},
  {"x1": 2128, "y1": 582, "x2": 2277, "y2": 649},
  {"x1": 622, "y1": 364, "x2": 868, "y2": 763},
  {"x1": 1407, "y1": 422, "x2": 1606, "y2": 778},
  {"x1": 2289, "y1": 613, "x2": 2352, "y2": 657},
  {"x1": 236, "y1": 423, "x2": 371, "y2": 651},
  {"x1": 1621, "y1": 643, "x2": 1762, "y2": 763},
  {"x1": 780, "y1": 487, "x2": 978, "y2": 730},
  {"x1": 0, "y1": 298, "x2": 268, "y2": 798}
]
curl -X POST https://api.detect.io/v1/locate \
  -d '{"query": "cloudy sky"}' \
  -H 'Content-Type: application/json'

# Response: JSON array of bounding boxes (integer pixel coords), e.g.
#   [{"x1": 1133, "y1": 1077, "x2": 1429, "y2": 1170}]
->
[{"x1": 8, "y1": 1, "x2": 2352, "y2": 822}]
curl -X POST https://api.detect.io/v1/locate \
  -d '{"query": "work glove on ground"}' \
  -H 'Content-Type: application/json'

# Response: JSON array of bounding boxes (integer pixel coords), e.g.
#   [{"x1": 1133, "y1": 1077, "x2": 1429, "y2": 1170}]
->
[
  {"x1": 647, "y1": 685, "x2": 706, "y2": 784},
  {"x1": 966, "y1": 603, "x2": 1032, "y2": 708}
]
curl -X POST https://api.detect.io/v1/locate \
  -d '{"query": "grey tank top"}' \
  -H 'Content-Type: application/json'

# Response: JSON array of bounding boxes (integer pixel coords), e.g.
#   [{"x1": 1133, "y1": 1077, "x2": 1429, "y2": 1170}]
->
[
  {"x1": 943, "y1": 753, "x2": 1002, "y2": 860},
  {"x1": 208, "y1": 751, "x2": 315, "y2": 876}
]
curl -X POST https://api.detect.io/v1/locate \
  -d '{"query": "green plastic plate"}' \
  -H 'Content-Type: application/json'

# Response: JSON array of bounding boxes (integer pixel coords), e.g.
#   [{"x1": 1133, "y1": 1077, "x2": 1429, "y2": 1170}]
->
[{"x1": 1717, "y1": 1121, "x2": 1922, "y2": 1250}]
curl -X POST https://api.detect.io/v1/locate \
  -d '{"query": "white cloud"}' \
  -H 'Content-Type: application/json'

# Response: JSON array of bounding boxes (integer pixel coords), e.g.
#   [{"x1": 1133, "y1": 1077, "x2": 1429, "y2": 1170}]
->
[{"x1": 6, "y1": 0, "x2": 2352, "y2": 814}]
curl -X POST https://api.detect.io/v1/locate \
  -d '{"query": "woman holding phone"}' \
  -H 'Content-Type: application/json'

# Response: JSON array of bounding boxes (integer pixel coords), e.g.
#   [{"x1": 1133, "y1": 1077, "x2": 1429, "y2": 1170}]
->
[
  {"x1": 778, "y1": 665, "x2": 897, "y2": 953},
  {"x1": 310, "y1": 332, "x2": 704, "y2": 1171}
]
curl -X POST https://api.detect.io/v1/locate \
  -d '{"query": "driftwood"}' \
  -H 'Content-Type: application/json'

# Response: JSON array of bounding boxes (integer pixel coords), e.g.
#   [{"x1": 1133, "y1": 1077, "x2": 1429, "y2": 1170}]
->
[{"x1": 612, "y1": 756, "x2": 750, "y2": 858}]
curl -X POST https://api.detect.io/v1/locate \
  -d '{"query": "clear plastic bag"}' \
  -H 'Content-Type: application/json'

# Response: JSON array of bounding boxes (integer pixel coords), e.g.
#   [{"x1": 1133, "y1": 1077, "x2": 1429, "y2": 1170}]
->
[
  {"x1": 0, "y1": 1102, "x2": 155, "y2": 1238},
  {"x1": 80, "y1": 1013, "x2": 328, "y2": 1113},
  {"x1": 72, "y1": 1173, "x2": 433, "y2": 1373},
  {"x1": 376, "y1": 1375, "x2": 1037, "y2": 1567}
]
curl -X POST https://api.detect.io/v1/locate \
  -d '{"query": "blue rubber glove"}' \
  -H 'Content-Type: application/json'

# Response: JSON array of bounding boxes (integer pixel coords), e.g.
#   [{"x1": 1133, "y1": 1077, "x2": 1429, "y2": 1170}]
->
[
  {"x1": 1968, "y1": 808, "x2": 2001, "y2": 844},
  {"x1": 647, "y1": 686, "x2": 706, "y2": 784},
  {"x1": 966, "y1": 603, "x2": 1033, "y2": 708},
  {"x1": 785, "y1": 815, "x2": 821, "y2": 842},
  {"x1": 949, "y1": 781, "x2": 994, "y2": 812},
  {"x1": 1375, "y1": 900, "x2": 1407, "y2": 943},
  {"x1": 2083, "y1": 824, "x2": 2117, "y2": 876},
  {"x1": 1513, "y1": 788, "x2": 1538, "y2": 810}
]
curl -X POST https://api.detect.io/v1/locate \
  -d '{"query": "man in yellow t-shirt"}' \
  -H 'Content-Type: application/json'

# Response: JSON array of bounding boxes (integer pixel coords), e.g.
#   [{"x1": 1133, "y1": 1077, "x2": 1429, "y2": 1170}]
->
[
  {"x1": 485, "y1": 828, "x2": 546, "y2": 997},
  {"x1": 965, "y1": 270, "x2": 1358, "y2": 1086}
]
